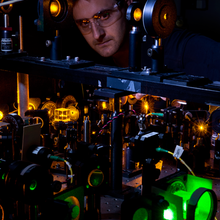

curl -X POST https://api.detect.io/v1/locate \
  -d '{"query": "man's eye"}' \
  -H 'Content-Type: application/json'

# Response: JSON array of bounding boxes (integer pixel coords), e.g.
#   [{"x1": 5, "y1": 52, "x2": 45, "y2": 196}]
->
[
  {"x1": 78, "y1": 20, "x2": 90, "y2": 27},
  {"x1": 100, "y1": 11, "x2": 111, "y2": 20}
]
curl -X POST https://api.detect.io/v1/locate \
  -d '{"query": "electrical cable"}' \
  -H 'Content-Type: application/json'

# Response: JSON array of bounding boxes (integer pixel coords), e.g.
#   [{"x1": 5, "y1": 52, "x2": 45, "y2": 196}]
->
[
  {"x1": 167, "y1": 151, "x2": 195, "y2": 176},
  {"x1": 156, "y1": 147, "x2": 195, "y2": 176},
  {"x1": 96, "y1": 110, "x2": 137, "y2": 138},
  {"x1": 64, "y1": 159, "x2": 73, "y2": 184},
  {"x1": 156, "y1": 148, "x2": 218, "y2": 220},
  {"x1": 49, "y1": 155, "x2": 73, "y2": 184}
]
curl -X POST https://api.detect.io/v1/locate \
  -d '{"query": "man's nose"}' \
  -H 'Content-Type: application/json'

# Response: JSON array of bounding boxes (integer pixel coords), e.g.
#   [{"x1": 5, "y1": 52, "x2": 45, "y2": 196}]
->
[{"x1": 91, "y1": 22, "x2": 105, "y2": 40}]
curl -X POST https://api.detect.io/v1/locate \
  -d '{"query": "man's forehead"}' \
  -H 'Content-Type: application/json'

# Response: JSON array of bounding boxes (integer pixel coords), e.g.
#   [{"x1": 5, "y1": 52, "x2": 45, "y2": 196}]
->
[{"x1": 73, "y1": 0, "x2": 117, "y2": 20}]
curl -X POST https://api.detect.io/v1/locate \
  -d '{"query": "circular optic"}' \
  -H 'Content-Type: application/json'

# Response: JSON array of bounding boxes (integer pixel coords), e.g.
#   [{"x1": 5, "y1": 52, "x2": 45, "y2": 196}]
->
[
  {"x1": 143, "y1": 0, "x2": 177, "y2": 38},
  {"x1": 0, "y1": 0, "x2": 13, "y2": 13},
  {"x1": 61, "y1": 95, "x2": 77, "y2": 108},
  {"x1": 167, "y1": 180, "x2": 186, "y2": 194},
  {"x1": 68, "y1": 106, "x2": 80, "y2": 121},
  {"x1": 64, "y1": 196, "x2": 80, "y2": 219},
  {"x1": 187, "y1": 188, "x2": 217, "y2": 220},
  {"x1": 133, "y1": 8, "x2": 142, "y2": 21},
  {"x1": 50, "y1": 0, "x2": 61, "y2": 18},
  {"x1": 41, "y1": 101, "x2": 56, "y2": 122},
  {"x1": 29, "y1": 180, "x2": 37, "y2": 191},
  {"x1": 88, "y1": 169, "x2": 104, "y2": 187},
  {"x1": 133, "y1": 208, "x2": 148, "y2": 220}
]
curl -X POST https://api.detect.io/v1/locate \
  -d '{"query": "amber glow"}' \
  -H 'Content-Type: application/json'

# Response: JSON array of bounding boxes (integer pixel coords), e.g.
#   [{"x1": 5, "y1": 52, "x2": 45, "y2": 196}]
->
[
  {"x1": 54, "y1": 108, "x2": 70, "y2": 122},
  {"x1": 68, "y1": 106, "x2": 79, "y2": 121},
  {"x1": 193, "y1": 120, "x2": 209, "y2": 136},
  {"x1": 164, "y1": 13, "x2": 168, "y2": 20},
  {"x1": 29, "y1": 103, "x2": 35, "y2": 110},
  {"x1": 102, "y1": 102, "x2": 107, "y2": 110},
  {"x1": 50, "y1": 0, "x2": 61, "y2": 17},
  {"x1": 84, "y1": 106, "x2": 88, "y2": 115},
  {"x1": 0, "y1": 111, "x2": 3, "y2": 120},
  {"x1": 133, "y1": 8, "x2": 142, "y2": 21}
]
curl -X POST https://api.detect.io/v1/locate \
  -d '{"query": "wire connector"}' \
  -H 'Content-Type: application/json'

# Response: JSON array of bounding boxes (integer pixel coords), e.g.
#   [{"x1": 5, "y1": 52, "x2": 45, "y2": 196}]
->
[
  {"x1": 156, "y1": 147, "x2": 168, "y2": 153},
  {"x1": 49, "y1": 155, "x2": 65, "y2": 162}
]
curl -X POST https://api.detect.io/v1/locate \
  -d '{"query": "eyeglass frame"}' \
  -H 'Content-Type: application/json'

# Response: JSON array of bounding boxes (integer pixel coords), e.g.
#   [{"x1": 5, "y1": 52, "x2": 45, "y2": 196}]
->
[{"x1": 74, "y1": 1, "x2": 124, "y2": 35}]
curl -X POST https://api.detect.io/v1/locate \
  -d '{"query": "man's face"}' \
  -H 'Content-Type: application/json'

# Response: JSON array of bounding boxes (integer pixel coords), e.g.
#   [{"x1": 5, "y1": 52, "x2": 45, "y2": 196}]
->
[{"x1": 73, "y1": 0, "x2": 128, "y2": 57}]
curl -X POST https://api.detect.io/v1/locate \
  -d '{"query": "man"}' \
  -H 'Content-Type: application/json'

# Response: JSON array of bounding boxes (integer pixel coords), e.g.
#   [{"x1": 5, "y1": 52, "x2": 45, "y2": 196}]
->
[
  {"x1": 73, "y1": 0, "x2": 220, "y2": 81},
  {"x1": 73, "y1": 0, "x2": 131, "y2": 67}
]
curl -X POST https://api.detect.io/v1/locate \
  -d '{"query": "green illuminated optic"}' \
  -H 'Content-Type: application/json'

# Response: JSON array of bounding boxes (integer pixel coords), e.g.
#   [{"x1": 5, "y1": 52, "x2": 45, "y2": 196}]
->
[
  {"x1": 88, "y1": 169, "x2": 104, "y2": 187},
  {"x1": 86, "y1": 185, "x2": 89, "y2": 189},
  {"x1": 71, "y1": 205, "x2": 80, "y2": 219},
  {"x1": 29, "y1": 180, "x2": 37, "y2": 191},
  {"x1": 133, "y1": 208, "x2": 148, "y2": 220},
  {"x1": 97, "y1": 165, "x2": 100, "y2": 169},
  {"x1": 1, "y1": 173, "x2": 5, "y2": 180},
  {"x1": 163, "y1": 208, "x2": 174, "y2": 220},
  {"x1": 195, "y1": 191, "x2": 212, "y2": 220}
]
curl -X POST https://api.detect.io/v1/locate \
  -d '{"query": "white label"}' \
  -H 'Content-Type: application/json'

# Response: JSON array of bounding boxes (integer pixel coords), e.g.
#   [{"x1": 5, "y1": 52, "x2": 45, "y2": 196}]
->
[
  {"x1": 1, "y1": 38, "x2": 13, "y2": 52},
  {"x1": 173, "y1": 145, "x2": 184, "y2": 159}
]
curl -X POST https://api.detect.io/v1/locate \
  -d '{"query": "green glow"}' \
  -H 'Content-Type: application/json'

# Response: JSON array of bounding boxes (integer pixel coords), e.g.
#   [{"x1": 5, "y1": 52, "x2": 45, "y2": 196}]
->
[
  {"x1": 163, "y1": 208, "x2": 174, "y2": 220},
  {"x1": 97, "y1": 165, "x2": 100, "y2": 169},
  {"x1": 71, "y1": 205, "x2": 80, "y2": 219},
  {"x1": 89, "y1": 169, "x2": 104, "y2": 187},
  {"x1": 64, "y1": 196, "x2": 80, "y2": 219},
  {"x1": 1, "y1": 173, "x2": 5, "y2": 180},
  {"x1": 29, "y1": 180, "x2": 37, "y2": 191},
  {"x1": 183, "y1": 201, "x2": 187, "y2": 219},
  {"x1": 133, "y1": 208, "x2": 148, "y2": 220},
  {"x1": 186, "y1": 175, "x2": 212, "y2": 195},
  {"x1": 86, "y1": 185, "x2": 89, "y2": 189},
  {"x1": 195, "y1": 191, "x2": 212, "y2": 220}
]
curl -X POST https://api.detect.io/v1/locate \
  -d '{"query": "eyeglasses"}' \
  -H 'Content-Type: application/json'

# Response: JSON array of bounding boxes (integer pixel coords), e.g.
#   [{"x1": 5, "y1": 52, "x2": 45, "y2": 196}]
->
[{"x1": 75, "y1": 2, "x2": 123, "y2": 35}]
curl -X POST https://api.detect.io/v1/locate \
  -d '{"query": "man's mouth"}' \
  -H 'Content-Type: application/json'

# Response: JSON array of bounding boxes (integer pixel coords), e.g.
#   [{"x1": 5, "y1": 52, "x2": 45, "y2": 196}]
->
[{"x1": 96, "y1": 39, "x2": 111, "y2": 47}]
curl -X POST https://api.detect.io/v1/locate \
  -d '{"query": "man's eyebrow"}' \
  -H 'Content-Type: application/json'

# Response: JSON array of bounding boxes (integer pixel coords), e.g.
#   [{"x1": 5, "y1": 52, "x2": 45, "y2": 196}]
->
[{"x1": 75, "y1": 7, "x2": 113, "y2": 21}]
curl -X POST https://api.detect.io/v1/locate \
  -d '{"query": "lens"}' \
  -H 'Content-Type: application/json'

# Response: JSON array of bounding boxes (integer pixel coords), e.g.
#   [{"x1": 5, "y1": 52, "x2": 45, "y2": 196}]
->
[
  {"x1": 88, "y1": 169, "x2": 104, "y2": 187},
  {"x1": 50, "y1": 0, "x2": 61, "y2": 18},
  {"x1": 0, "y1": 0, "x2": 13, "y2": 13},
  {"x1": 133, "y1": 8, "x2": 142, "y2": 21},
  {"x1": 195, "y1": 191, "x2": 213, "y2": 220},
  {"x1": 133, "y1": 208, "x2": 148, "y2": 220},
  {"x1": 29, "y1": 180, "x2": 37, "y2": 191},
  {"x1": 64, "y1": 196, "x2": 80, "y2": 219}
]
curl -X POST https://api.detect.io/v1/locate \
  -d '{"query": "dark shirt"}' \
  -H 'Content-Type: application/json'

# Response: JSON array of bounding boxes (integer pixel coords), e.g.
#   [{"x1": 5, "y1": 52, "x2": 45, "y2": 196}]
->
[{"x1": 163, "y1": 28, "x2": 220, "y2": 81}]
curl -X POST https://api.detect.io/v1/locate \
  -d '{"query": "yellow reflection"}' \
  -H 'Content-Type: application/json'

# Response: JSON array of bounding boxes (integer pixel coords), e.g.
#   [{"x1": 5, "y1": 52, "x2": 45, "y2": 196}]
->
[
  {"x1": 50, "y1": 0, "x2": 61, "y2": 17},
  {"x1": 164, "y1": 13, "x2": 168, "y2": 20},
  {"x1": 54, "y1": 108, "x2": 70, "y2": 122},
  {"x1": 102, "y1": 102, "x2": 107, "y2": 110},
  {"x1": 0, "y1": 111, "x2": 3, "y2": 120},
  {"x1": 133, "y1": 8, "x2": 142, "y2": 21}
]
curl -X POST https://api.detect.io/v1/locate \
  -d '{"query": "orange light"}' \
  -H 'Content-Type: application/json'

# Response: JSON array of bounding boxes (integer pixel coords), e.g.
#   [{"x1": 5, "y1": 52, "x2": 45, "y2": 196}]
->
[
  {"x1": 199, "y1": 125, "x2": 204, "y2": 131},
  {"x1": 29, "y1": 103, "x2": 35, "y2": 110},
  {"x1": 164, "y1": 13, "x2": 168, "y2": 20},
  {"x1": 50, "y1": 0, "x2": 61, "y2": 18},
  {"x1": 0, "y1": 111, "x2": 3, "y2": 120},
  {"x1": 54, "y1": 108, "x2": 70, "y2": 122},
  {"x1": 68, "y1": 106, "x2": 79, "y2": 121},
  {"x1": 92, "y1": 131, "x2": 96, "y2": 135},
  {"x1": 102, "y1": 102, "x2": 107, "y2": 110},
  {"x1": 84, "y1": 106, "x2": 88, "y2": 115},
  {"x1": 133, "y1": 8, "x2": 142, "y2": 21}
]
